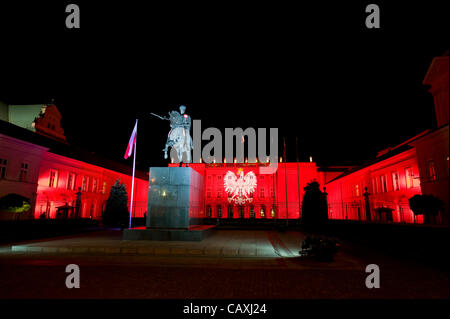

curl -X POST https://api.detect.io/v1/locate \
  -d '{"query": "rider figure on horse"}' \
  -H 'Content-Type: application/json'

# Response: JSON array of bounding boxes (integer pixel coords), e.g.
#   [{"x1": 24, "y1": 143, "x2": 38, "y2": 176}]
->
[{"x1": 162, "y1": 105, "x2": 193, "y2": 162}]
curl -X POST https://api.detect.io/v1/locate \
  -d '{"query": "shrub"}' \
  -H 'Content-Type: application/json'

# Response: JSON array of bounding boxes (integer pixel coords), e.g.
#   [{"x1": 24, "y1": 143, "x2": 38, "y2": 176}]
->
[
  {"x1": 102, "y1": 179, "x2": 129, "y2": 228},
  {"x1": 299, "y1": 236, "x2": 340, "y2": 262},
  {"x1": 409, "y1": 194, "x2": 443, "y2": 224},
  {"x1": 301, "y1": 181, "x2": 328, "y2": 227}
]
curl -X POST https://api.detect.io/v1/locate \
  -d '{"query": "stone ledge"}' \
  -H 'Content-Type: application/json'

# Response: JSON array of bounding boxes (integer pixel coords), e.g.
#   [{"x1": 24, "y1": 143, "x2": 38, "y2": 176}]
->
[{"x1": 122, "y1": 225, "x2": 216, "y2": 241}]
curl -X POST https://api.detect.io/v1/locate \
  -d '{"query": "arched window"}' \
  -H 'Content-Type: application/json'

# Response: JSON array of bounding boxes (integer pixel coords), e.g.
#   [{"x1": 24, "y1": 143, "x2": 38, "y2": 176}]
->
[
  {"x1": 227, "y1": 205, "x2": 233, "y2": 218},
  {"x1": 206, "y1": 205, "x2": 212, "y2": 217},
  {"x1": 90, "y1": 202, "x2": 95, "y2": 218},
  {"x1": 239, "y1": 206, "x2": 245, "y2": 218},
  {"x1": 270, "y1": 207, "x2": 276, "y2": 218},
  {"x1": 405, "y1": 168, "x2": 413, "y2": 188},
  {"x1": 260, "y1": 206, "x2": 266, "y2": 218},
  {"x1": 427, "y1": 160, "x2": 437, "y2": 181},
  {"x1": 249, "y1": 205, "x2": 255, "y2": 218}
]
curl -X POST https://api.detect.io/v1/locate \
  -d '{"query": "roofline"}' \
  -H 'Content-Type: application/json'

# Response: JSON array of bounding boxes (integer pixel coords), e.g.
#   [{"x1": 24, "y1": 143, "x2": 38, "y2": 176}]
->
[
  {"x1": 326, "y1": 146, "x2": 416, "y2": 184},
  {"x1": 0, "y1": 119, "x2": 148, "y2": 180},
  {"x1": 376, "y1": 129, "x2": 430, "y2": 157}
]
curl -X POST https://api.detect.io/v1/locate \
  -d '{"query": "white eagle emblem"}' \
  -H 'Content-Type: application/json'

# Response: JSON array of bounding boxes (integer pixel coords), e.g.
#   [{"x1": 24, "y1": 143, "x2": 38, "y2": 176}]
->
[{"x1": 224, "y1": 169, "x2": 257, "y2": 205}]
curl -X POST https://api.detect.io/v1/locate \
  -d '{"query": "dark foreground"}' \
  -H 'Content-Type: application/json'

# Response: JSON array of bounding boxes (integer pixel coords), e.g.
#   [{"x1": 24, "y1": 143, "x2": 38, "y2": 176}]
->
[{"x1": 0, "y1": 230, "x2": 448, "y2": 299}]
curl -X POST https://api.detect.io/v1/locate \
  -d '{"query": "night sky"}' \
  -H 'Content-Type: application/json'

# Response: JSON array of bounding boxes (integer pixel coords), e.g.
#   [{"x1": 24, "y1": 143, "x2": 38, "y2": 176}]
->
[{"x1": 0, "y1": 1, "x2": 448, "y2": 170}]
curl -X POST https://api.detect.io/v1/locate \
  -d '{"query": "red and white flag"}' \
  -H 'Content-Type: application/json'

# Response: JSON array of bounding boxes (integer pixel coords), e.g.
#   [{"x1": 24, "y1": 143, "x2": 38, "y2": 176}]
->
[{"x1": 124, "y1": 121, "x2": 137, "y2": 159}]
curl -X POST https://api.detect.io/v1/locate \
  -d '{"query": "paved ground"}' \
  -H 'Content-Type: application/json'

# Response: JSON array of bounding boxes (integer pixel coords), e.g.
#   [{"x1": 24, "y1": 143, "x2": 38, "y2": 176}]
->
[
  {"x1": 8, "y1": 229, "x2": 304, "y2": 258},
  {"x1": 0, "y1": 230, "x2": 448, "y2": 299}
]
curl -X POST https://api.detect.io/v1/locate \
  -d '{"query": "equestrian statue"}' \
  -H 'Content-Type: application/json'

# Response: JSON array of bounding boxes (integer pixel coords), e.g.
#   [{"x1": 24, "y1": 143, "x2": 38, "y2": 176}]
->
[{"x1": 150, "y1": 105, "x2": 193, "y2": 163}]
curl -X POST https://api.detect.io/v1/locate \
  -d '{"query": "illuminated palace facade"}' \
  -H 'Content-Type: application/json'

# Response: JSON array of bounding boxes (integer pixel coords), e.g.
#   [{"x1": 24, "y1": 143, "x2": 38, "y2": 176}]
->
[
  {"x1": 0, "y1": 53, "x2": 448, "y2": 224},
  {"x1": 0, "y1": 103, "x2": 148, "y2": 221},
  {"x1": 174, "y1": 162, "x2": 323, "y2": 220},
  {"x1": 168, "y1": 153, "x2": 432, "y2": 224},
  {"x1": 166, "y1": 52, "x2": 449, "y2": 225}
]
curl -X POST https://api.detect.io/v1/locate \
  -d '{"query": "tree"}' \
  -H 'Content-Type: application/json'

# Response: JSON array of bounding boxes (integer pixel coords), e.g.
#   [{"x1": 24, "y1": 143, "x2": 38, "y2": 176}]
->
[
  {"x1": 409, "y1": 194, "x2": 443, "y2": 224},
  {"x1": 0, "y1": 193, "x2": 31, "y2": 220},
  {"x1": 102, "y1": 179, "x2": 129, "y2": 228},
  {"x1": 301, "y1": 181, "x2": 328, "y2": 227}
]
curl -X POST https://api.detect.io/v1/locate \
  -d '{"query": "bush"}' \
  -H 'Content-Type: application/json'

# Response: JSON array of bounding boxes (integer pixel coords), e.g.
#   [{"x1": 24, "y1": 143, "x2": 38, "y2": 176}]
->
[
  {"x1": 301, "y1": 181, "x2": 328, "y2": 227},
  {"x1": 0, "y1": 193, "x2": 31, "y2": 213},
  {"x1": 299, "y1": 236, "x2": 340, "y2": 262},
  {"x1": 409, "y1": 194, "x2": 443, "y2": 224},
  {"x1": 102, "y1": 179, "x2": 129, "y2": 228}
]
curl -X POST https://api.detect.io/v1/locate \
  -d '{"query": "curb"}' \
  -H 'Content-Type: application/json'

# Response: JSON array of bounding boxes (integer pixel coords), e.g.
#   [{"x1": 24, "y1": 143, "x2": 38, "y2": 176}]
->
[{"x1": 10, "y1": 245, "x2": 279, "y2": 258}]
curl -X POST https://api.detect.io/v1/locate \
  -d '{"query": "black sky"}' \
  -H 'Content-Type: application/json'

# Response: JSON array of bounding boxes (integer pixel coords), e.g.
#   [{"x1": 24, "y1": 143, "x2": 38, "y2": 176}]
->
[{"x1": 0, "y1": 1, "x2": 448, "y2": 170}]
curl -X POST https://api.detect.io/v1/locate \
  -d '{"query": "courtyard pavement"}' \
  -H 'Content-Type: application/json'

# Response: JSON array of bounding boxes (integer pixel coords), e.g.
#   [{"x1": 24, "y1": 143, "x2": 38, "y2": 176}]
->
[
  {"x1": 0, "y1": 229, "x2": 448, "y2": 299},
  {"x1": 2, "y1": 230, "x2": 363, "y2": 270},
  {"x1": 10, "y1": 229, "x2": 295, "y2": 257}
]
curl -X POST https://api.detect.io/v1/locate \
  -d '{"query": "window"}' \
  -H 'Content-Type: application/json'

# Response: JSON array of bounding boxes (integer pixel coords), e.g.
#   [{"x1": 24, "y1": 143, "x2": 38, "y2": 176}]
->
[
  {"x1": 259, "y1": 188, "x2": 265, "y2": 198},
  {"x1": 67, "y1": 173, "x2": 76, "y2": 190},
  {"x1": 102, "y1": 181, "x2": 107, "y2": 194},
  {"x1": 218, "y1": 175, "x2": 221, "y2": 180},
  {"x1": 380, "y1": 175, "x2": 388, "y2": 192},
  {"x1": 405, "y1": 168, "x2": 413, "y2": 188},
  {"x1": 217, "y1": 191, "x2": 221, "y2": 198},
  {"x1": 217, "y1": 205, "x2": 222, "y2": 218},
  {"x1": 227, "y1": 206, "x2": 233, "y2": 218},
  {"x1": 355, "y1": 184, "x2": 360, "y2": 197},
  {"x1": 90, "y1": 202, "x2": 95, "y2": 218},
  {"x1": 427, "y1": 160, "x2": 437, "y2": 181},
  {"x1": 92, "y1": 178, "x2": 98, "y2": 193},
  {"x1": 19, "y1": 163, "x2": 29, "y2": 182},
  {"x1": 372, "y1": 177, "x2": 378, "y2": 194},
  {"x1": 260, "y1": 206, "x2": 266, "y2": 218},
  {"x1": 82, "y1": 176, "x2": 88, "y2": 192},
  {"x1": 43, "y1": 202, "x2": 51, "y2": 218},
  {"x1": 239, "y1": 206, "x2": 245, "y2": 218},
  {"x1": 206, "y1": 206, "x2": 212, "y2": 217},
  {"x1": 49, "y1": 169, "x2": 58, "y2": 187},
  {"x1": 0, "y1": 158, "x2": 7, "y2": 179},
  {"x1": 207, "y1": 189, "x2": 211, "y2": 198},
  {"x1": 271, "y1": 207, "x2": 276, "y2": 218},
  {"x1": 392, "y1": 172, "x2": 400, "y2": 191},
  {"x1": 249, "y1": 206, "x2": 255, "y2": 218}
]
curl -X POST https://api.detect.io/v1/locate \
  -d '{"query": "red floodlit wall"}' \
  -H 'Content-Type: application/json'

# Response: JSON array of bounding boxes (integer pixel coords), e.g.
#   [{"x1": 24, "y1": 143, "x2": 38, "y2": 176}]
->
[
  {"x1": 411, "y1": 127, "x2": 449, "y2": 225},
  {"x1": 325, "y1": 148, "x2": 423, "y2": 223},
  {"x1": 162, "y1": 149, "x2": 431, "y2": 225},
  {"x1": 171, "y1": 162, "x2": 320, "y2": 219},
  {"x1": 35, "y1": 152, "x2": 148, "y2": 220},
  {"x1": 0, "y1": 134, "x2": 49, "y2": 220}
]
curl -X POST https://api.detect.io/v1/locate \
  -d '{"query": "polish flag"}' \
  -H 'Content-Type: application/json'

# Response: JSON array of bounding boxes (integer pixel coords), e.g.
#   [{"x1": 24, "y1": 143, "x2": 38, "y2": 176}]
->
[{"x1": 124, "y1": 121, "x2": 137, "y2": 159}]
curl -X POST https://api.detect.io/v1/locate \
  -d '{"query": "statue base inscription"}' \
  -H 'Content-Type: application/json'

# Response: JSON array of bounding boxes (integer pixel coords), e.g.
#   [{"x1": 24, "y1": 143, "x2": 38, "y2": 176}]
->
[{"x1": 123, "y1": 166, "x2": 215, "y2": 241}]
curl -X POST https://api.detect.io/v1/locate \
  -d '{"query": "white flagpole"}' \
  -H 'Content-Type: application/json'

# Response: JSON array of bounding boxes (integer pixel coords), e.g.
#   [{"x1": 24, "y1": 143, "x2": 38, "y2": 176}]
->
[{"x1": 129, "y1": 119, "x2": 137, "y2": 229}]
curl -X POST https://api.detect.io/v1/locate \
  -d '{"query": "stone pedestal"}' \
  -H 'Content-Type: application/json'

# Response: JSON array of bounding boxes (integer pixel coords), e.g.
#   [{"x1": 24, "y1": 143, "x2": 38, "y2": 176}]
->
[{"x1": 123, "y1": 166, "x2": 214, "y2": 241}]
